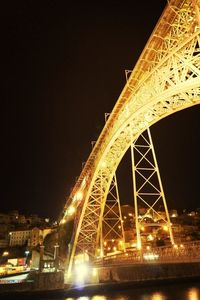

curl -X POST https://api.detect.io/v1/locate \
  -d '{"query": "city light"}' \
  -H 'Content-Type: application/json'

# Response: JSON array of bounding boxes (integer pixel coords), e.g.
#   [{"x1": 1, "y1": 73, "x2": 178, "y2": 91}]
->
[
  {"x1": 101, "y1": 161, "x2": 107, "y2": 168},
  {"x1": 147, "y1": 234, "x2": 154, "y2": 241},
  {"x1": 67, "y1": 205, "x2": 76, "y2": 216},
  {"x1": 141, "y1": 226, "x2": 145, "y2": 231},
  {"x1": 92, "y1": 268, "x2": 97, "y2": 277},
  {"x1": 73, "y1": 190, "x2": 84, "y2": 203},
  {"x1": 74, "y1": 253, "x2": 89, "y2": 265},
  {"x1": 151, "y1": 292, "x2": 165, "y2": 300},
  {"x1": 75, "y1": 263, "x2": 88, "y2": 275},
  {"x1": 163, "y1": 225, "x2": 168, "y2": 231},
  {"x1": 81, "y1": 177, "x2": 87, "y2": 188},
  {"x1": 171, "y1": 213, "x2": 177, "y2": 218},
  {"x1": 60, "y1": 219, "x2": 66, "y2": 225},
  {"x1": 143, "y1": 253, "x2": 159, "y2": 260},
  {"x1": 74, "y1": 262, "x2": 89, "y2": 285},
  {"x1": 76, "y1": 191, "x2": 83, "y2": 201},
  {"x1": 137, "y1": 241, "x2": 142, "y2": 250}
]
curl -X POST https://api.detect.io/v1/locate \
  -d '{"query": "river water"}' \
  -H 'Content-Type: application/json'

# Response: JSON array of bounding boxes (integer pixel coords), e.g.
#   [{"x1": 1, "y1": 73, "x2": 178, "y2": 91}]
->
[{"x1": 12, "y1": 280, "x2": 200, "y2": 300}]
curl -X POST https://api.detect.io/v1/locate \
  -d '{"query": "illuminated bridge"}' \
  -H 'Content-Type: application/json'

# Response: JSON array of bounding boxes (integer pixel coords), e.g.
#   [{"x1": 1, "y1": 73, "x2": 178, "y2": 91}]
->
[{"x1": 59, "y1": 0, "x2": 200, "y2": 285}]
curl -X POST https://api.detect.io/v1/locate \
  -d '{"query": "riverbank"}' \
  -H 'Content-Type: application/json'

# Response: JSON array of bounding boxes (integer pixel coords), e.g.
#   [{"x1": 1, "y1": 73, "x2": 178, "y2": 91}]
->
[
  {"x1": 1, "y1": 261, "x2": 200, "y2": 297},
  {"x1": 0, "y1": 270, "x2": 65, "y2": 296}
]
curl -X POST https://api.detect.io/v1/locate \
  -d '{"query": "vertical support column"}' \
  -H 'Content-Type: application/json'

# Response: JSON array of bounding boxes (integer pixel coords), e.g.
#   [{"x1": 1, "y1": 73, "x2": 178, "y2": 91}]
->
[
  {"x1": 114, "y1": 173, "x2": 126, "y2": 252},
  {"x1": 98, "y1": 168, "x2": 104, "y2": 258},
  {"x1": 101, "y1": 172, "x2": 126, "y2": 254},
  {"x1": 100, "y1": 218, "x2": 104, "y2": 258},
  {"x1": 39, "y1": 245, "x2": 44, "y2": 272},
  {"x1": 147, "y1": 128, "x2": 174, "y2": 245},
  {"x1": 131, "y1": 142, "x2": 141, "y2": 250},
  {"x1": 54, "y1": 243, "x2": 59, "y2": 270}
]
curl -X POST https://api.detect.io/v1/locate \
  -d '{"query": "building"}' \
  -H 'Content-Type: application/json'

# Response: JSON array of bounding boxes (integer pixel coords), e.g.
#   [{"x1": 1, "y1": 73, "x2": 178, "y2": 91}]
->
[
  {"x1": 29, "y1": 227, "x2": 41, "y2": 247},
  {"x1": 0, "y1": 239, "x2": 9, "y2": 248},
  {"x1": 9, "y1": 230, "x2": 31, "y2": 247},
  {"x1": 29, "y1": 227, "x2": 54, "y2": 248}
]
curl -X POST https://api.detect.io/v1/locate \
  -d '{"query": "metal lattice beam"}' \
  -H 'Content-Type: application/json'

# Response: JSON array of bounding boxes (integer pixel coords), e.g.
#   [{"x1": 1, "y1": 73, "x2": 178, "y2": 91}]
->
[
  {"x1": 101, "y1": 174, "x2": 125, "y2": 255},
  {"x1": 131, "y1": 128, "x2": 174, "y2": 250}
]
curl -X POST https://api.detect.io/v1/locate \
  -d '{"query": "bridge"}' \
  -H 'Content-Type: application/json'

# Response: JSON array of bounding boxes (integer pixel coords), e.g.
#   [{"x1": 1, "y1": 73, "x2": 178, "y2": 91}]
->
[{"x1": 58, "y1": 0, "x2": 200, "y2": 285}]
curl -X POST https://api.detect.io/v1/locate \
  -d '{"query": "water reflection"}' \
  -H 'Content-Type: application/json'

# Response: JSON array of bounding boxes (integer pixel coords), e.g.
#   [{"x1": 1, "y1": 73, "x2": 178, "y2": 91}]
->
[
  {"x1": 64, "y1": 283, "x2": 200, "y2": 300},
  {"x1": 65, "y1": 297, "x2": 90, "y2": 300},
  {"x1": 151, "y1": 292, "x2": 166, "y2": 300},
  {"x1": 112, "y1": 296, "x2": 128, "y2": 300},
  {"x1": 65, "y1": 296, "x2": 107, "y2": 300},
  {"x1": 92, "y1": 296, "x2": 107, "y2": 300},
  {"x1": 188, "y1": 287, "x2": 200, "y2": 300},
  {"x1": 65, "y1": 291, "x2": 166, "y2": 300}
]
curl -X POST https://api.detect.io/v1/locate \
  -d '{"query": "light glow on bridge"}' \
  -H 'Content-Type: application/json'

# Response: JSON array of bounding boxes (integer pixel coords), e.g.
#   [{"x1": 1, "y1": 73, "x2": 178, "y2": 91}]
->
[
  {"x1": 143, "y1": 253, "x2": 159, "y2": 261},
  {"x1": 66, "y1": 205, "x2": 76, "y2": 216}
]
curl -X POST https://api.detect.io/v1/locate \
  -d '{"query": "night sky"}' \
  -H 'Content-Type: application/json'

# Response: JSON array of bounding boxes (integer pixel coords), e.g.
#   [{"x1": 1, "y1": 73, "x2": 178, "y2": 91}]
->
[{"x1": 1, "y1": 1, "x2": 200, "y2": 220}]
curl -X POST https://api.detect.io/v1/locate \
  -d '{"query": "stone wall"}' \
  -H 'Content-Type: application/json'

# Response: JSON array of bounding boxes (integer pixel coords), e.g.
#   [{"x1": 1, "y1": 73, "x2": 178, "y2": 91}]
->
[
  {"x1": 98, "y1": 262, "x2": 200, "y2": 283},
  {"x1": 30, "y1": 271, "x2": 64, "y2": 291},
  {"x1": 0, "y1": 271, "x2": 64, "y2": 295}
]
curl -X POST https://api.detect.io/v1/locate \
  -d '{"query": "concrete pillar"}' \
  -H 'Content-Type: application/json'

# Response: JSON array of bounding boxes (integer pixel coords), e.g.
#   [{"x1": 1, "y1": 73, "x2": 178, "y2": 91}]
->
[
  {"x1": 54, "y1": 244, "x2": 59, "y2": 270},
  {"x1": 39, "y1": 245, "x2": 44, "y2": 272}
]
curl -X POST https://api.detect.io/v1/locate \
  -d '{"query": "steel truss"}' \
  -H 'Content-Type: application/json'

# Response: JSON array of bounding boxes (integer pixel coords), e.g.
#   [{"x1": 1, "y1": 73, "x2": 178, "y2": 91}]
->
[
  {"x1": 131, "y1": 128, "x2": 174, "y2": 249},
  {"x1": 100, "y1": 174, "x2": 125, "y2": 256},
  {"x1": 62, "y1": 0, "x2": 200, "y2": 278}
]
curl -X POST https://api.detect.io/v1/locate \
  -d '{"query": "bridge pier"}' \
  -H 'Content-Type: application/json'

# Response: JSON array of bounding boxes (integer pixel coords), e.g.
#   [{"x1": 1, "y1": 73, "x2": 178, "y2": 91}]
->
[
  {"x1": 65, "y1": 261, "x2": 200, "y2": 287},
  {"x1": 97, "y1": 262, "x2": 200, "y2": 283}
]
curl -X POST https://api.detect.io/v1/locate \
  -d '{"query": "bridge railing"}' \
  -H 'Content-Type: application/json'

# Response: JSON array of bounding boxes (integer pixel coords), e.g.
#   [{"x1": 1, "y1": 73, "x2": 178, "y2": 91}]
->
[{"x1": 94, "y1": 241, "x2": 200, "y2": 266}]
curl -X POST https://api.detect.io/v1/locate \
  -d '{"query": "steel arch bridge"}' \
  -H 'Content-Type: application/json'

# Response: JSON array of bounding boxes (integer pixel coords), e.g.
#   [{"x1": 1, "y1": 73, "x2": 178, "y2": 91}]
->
[{"x1": 60, "y1": 0, "x2": 200, "y2": 275}]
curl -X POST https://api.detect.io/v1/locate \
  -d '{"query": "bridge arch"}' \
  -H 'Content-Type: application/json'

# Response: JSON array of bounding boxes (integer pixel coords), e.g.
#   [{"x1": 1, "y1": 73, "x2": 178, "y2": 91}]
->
[{"x1": 62, "y1": 0, "x2": 200, "y2": 273}]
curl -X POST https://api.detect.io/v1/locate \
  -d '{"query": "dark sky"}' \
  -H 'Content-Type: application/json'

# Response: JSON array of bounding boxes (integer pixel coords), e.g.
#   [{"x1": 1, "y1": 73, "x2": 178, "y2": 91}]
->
[{"x1": 1, "y1": 1, "x2": 200, "y2": 220}]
